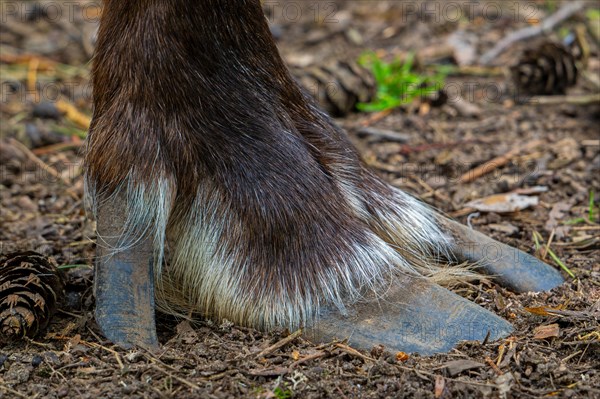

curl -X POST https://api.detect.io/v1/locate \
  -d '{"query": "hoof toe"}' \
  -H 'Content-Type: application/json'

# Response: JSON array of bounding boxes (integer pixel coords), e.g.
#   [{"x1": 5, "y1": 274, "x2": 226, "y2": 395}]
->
[{"x1": 307, "y1": 276, "x2": 513, "y2": 355}]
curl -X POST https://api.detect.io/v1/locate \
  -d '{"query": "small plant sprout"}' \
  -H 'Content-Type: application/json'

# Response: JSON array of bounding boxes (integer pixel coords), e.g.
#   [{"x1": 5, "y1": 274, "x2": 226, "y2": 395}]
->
[
  {"x1": 533, "y1": 231, "x2": 576, "y2": 279},
  {"x1": 356, "y1": 52, "x2": 447, "y2": 112},
  {"x1": 273, "y1": 386, "x2": 293, "y2": 399},
  {"x1": 57, "y1": 264, "x2": 91, "y2": 270},
  {"x1": 564, "y1": 190, "x2": 598, "y2": 225}
]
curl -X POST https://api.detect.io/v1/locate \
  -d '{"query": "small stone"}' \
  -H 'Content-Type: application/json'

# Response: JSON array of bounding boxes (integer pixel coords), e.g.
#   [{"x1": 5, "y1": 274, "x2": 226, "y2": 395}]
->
[{"x1": 31, "y1": 355, "x2": 43, "y2": 367}]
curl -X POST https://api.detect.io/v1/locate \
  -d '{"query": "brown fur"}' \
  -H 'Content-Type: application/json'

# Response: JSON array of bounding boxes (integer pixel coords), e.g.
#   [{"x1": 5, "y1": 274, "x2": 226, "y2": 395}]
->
[{"x1": 85, "y1": 0, "x2": 455, "y2": 329}]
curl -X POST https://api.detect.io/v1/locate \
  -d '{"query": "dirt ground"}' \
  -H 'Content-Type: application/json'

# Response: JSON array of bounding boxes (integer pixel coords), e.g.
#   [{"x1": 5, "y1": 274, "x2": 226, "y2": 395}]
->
[{"x1": 1, "y1": 1, "x2": 599, "y2": 398}]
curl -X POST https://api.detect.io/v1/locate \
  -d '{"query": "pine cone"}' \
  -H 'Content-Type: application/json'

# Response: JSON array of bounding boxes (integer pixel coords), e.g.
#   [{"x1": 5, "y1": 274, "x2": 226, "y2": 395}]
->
[
  {"x1": 0, "y1": 251, "x2": 64, "y2": 341},
  {"x1": 292, "y1": 59, "x2": 376, "y2": 116},
  {"x1": 511, "y1": 40, "x2": 577, "y2": 96}
]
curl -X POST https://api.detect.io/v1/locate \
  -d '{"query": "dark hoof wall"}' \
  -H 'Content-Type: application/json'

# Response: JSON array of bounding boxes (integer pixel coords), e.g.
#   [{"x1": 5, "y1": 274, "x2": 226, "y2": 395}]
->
[
  {"x1": 306, "y1": 276, "x2": 513, "y2": 355},
  {"x1": 95, "y1": 257, "x2": 159, "y2": 350},
  {"x1": 443, "y1": 218, "x2": 565, "y2": 293}
]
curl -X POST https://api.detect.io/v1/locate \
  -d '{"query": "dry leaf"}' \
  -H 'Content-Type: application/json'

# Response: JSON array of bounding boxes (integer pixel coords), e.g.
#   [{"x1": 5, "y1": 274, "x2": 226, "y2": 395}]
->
[
  {"x1": 176, "y1": 320, "x2": 194, "y2": 335},
  {"x1": 533, "y1": 323, "x2": 560, "y2": 339},
  {"x1": 524, "y1": 306, "x2": 551, "y2": 316},
  {"x1": 434, "y1": 375, "x2": 446, "y2": 398},
  {"x1": 67, "y1": 334, "x2": 81, "y2": 348},
  {"x1": 465, "y1": 193, "x2": 538, "y2": 213},
  {"x1": 512, "y1": 186, "x2": 548, "y2": 195},
  {"x1": 175, "y1": 320, "x2": 199, "y2": 344},
  {"x1": 524, "y1": 305, "x2": 566, "y2": 316},
  {"x1": 545, "y1": 201, "x2": 573, "y2": 238}
]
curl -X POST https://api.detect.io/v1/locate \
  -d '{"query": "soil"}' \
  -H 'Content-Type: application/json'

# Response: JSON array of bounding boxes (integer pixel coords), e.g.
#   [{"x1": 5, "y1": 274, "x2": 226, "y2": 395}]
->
[{"x1": 1, "y1": 1, "x2": 599, "y2": 398}]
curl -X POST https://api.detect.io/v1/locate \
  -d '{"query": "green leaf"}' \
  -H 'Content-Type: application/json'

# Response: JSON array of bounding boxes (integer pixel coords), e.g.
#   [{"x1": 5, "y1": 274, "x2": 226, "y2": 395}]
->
[{"x1": 357, "y1": 51, "x2": 448, "y2": 112}]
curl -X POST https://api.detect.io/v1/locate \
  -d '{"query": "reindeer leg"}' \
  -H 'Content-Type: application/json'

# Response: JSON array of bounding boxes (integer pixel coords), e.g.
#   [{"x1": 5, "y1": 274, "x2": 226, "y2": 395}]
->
[{"x1": 94, "y1": 193, "x2": 159, "y2": 350}]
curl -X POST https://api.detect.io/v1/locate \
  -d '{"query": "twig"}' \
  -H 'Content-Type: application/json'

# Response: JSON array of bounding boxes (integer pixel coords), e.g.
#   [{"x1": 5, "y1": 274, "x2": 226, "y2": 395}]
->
[
  {"x1": 23, "y1": 337, "x2": 54, "y2": 348},
  {"x1": 394, "y1": 364, "x2": 498, "y2": 388},
  {"x1": 334, "y1": 343, "x2": 376, "y2": 362},
  {"x1": 458, "y1": 139, "x2": 543, "y2": 184},
  {"x1": 86, "y1": 326, "x2": 107, "y2": 345},
  {"x1": 336, "y1": 385, "x2": 350, "y2": 399},
  {"x1": 244, "y1": 367, "x2": 290, "y2": 377},
  {"x1": 315, "y1": 340, "x2": 342, "y2": 350},
  {"x1": 542, "y1": 229, "x2": 556, "y2": 261},
  {"x1": 449, "y1": 207, "x2": 478, "y2": 218},
  {"x1": 524, "y1": 93, "x2": 600, "y2": 105},
  {"x1": 578, "y1": 342, "x2": 593, "y2": 365},
  {"x1": 561, "y1": 350, "x2": 583, "y2": 363},
  {"x1": 356, "y1": 127, "x2": 411, "y2": 143},
  {"x1": 255, "y1": 329, "x2": 303, "y2": 358},
  {"x1": 0, "y1": 386, "x2": 29, "y2": 398},
  {"x1": 411, "y1": 175, "x2": 455, "y2": 207},
  {"x1": 8, "y1": 138, "x2": 71, "y2": 185},
  {"x1": 485, "y1": 355, "x2": 503, "y2": 375},
  {"x1": 496, "y1": 343, "x2": 506, "y2": 366},
  {"x1": 206, "y1": 369, "x2": 237, "y2": 381},
  {"x1": 87, "y1": 342, "x2": 125, "y2": 369},
  {"x1": 479, "y1": 1, "x2": 587, "y2": 65},
  {"x1": 360, "y1": 108, "x2": 393, "y2": 127},
  {"x1": 144, "y1": 353, "x2": 189, "y2": 375},
  {"x1": 32, "y1": 140, "x2": 84, "y2": 156},
  {"x1": 150, "y1": 364, "x2": 202, "y2": 391},
  {"x1": 290, "y1": 351, "x2": 328, "y2": 368}
]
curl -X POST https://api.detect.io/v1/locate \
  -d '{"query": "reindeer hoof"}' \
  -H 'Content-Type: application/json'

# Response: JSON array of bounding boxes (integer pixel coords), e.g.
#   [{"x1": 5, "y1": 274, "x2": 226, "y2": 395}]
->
[
  {"x1": 94, "y1": 195, "x2": 159, "y2": 350},
  {"x1": 307, "y1": 275, "x2": 513, "y2": 355},
  {"x1": 306, "y1": 218, "x2": 564, "y2": 355},
  {"x1": 442, "y1": 218, "x2": 565, "y2": 293},
  {"x1": 95, "y1": 255, "x2": 158, "y2": 350}
]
